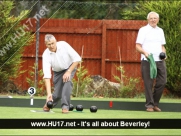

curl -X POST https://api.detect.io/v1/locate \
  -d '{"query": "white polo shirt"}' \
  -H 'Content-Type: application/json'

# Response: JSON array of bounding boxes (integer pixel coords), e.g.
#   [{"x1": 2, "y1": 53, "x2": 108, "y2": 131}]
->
[
  {"x1": 42, "y1": 41, "x2": 81, "y2": 78},
  {"x1": 136, "y1": 24, "x2": 166, "y2": 61}
]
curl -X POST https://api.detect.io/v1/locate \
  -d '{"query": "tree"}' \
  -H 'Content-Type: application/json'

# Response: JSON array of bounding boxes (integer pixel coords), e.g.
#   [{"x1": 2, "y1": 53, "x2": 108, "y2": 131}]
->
[
  {"x1": 10, "y1": 0, "x2": 135, "y2": 20},
  {"x1": 0, "y1": 1, "x2": 34, "y2": 89},
  {"x1": 122, "y1": 0, "x2": 181, "y2": 96},
  {"x1": 46, "y1": 0, "x2": 130, "y2": 19}
]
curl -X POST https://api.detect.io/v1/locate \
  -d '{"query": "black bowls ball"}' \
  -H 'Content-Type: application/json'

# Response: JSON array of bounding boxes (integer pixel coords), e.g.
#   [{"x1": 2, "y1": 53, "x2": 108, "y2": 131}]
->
[
  {"x1": 76, "y1": 105, "x2": 83, "y2": 111},
  {"x1": 159, "y1": 52, "x2": 166, "y2": 60},
  {"x1": 47, "y1": 100, "x2": 53, "y2": 109},
  {"x1": 90, "y1": 106, "x2": 98, "y2": 113},
  {"x1": 69, "y1": 104, "x2": 74, "y2": 111}
]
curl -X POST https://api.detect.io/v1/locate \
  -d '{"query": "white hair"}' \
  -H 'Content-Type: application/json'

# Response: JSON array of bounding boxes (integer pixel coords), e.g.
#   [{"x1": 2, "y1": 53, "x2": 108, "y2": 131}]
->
[
  {"x1": 45, "y1": 34, "x2": 56, "y2": 43},
  {"x1": 147, "y1": 11, "x2": 159, "y2": 19}
]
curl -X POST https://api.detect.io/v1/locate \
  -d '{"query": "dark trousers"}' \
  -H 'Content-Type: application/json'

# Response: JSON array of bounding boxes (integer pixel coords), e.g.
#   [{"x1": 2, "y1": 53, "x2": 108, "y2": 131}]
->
[
  {"x1": 52, "y1": 69, "x2": 76, "y2": 110},
  {"x1": 141, "y1": 60, "x2": 167, "y2": 108}
]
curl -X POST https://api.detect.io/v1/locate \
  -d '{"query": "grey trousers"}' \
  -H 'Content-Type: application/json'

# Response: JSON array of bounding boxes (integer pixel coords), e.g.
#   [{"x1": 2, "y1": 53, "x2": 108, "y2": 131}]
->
[
  {"x1": 52, "y1": 69, "x2": 76, "y2": 110},
  {"x1": 141, "y1": 60, "x2": 167, "y2": 108}
]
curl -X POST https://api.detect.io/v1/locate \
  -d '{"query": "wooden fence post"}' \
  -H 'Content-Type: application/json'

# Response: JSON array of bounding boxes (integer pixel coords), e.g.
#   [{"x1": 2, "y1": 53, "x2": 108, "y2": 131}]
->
[{"x1": 101, "y1": 21, "x2": 106, "y2": 78}]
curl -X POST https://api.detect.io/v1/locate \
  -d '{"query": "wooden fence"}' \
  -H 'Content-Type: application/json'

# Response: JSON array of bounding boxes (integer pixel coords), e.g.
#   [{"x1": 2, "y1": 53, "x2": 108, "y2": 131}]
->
[{"x1": 16, "y1": 18, "x2": 147, "y2": 91}]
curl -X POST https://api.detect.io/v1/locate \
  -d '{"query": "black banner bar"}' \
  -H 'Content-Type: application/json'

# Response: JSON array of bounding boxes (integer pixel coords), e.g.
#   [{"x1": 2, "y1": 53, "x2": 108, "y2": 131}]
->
[{"x1": 0, "y1": 119, "x2": 180, "y2": 129}]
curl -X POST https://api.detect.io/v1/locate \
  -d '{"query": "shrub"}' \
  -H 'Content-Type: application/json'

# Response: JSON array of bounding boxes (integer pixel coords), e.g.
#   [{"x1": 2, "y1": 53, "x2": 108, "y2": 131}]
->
[
  {"x1": 113, "y1": 65, "x2": 140, "y2": 98},
  {"x1": 26, "y1": 63, "x2": 45, "y2": 96},
  {"x1": 72, "y1": 61, "x2": 93, "y2": 97},
  {"x1": 0, "y1": 1, "x2": 34, "y2": 88}
]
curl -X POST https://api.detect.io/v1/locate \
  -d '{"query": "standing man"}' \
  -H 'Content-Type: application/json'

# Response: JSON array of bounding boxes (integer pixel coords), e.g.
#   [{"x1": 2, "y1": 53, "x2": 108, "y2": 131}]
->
[
  {"x1": 42, "y1": 34, "x2": 81, "y2": 113},
  {"x1": 136, "y1": 12, "x2": 167, "y2": 112}
]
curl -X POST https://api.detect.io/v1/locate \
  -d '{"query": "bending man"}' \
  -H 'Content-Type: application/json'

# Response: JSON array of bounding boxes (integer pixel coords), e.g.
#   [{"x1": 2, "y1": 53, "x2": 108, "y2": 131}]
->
[{"x1": 42, "y1": 34, "x2": 81, "y2": 113}]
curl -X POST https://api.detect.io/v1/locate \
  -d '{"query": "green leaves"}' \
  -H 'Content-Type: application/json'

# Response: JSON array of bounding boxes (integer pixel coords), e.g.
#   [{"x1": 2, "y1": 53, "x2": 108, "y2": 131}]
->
[
  {"x1": 0, "y1": 1, "x2": 34, "y2": 90},
  {"x1": 26, "y1": 63, "x2": 45, "y2": 96},
  {"x1": 72, "y1": 61, "x2": 93, "y2": 97},
  {"x1": 113, "y1": 65, "x2": 140, "y2": 98}
]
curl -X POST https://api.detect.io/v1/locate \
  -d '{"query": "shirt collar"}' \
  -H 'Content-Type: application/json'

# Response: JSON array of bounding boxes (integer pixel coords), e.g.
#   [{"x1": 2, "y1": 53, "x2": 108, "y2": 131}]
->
[{"x1": 147, "y1": 24, "x2": 159, "y2": 29}]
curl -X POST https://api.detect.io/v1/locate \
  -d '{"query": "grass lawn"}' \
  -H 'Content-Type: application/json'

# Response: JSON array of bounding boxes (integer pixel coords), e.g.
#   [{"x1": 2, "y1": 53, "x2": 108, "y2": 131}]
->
[
  {"x1": 0, "y1": 106, "x2": 181, "y2": 135},
  {"x1": 0, "y1": 96, "x2": 181, "y2": 135}
]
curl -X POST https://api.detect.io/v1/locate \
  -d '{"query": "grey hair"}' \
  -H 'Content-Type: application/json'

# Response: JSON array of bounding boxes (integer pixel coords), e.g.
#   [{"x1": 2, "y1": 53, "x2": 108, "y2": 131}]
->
[
  {"x1": 147, "y1": 11, "x2": 159, "y2": 19},
  {"x1": 45, "y1": 34, "x2": 56, "y2": 43}
]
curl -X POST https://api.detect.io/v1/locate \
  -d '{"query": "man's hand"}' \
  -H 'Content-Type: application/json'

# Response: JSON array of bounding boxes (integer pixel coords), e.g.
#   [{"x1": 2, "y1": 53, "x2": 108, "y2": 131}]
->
[
  {"x1": 63, "y1": 70, "x2": 71, "y2": 82},
  {"x1": 47, "y1": 94, "x2": 53, "y2": 102},
  {"x1": 136, "y1": 44, "x2": 149, "y2": 58},
  {"x1": 144, "y1": 52, "x2": 150, "y2": 58}
]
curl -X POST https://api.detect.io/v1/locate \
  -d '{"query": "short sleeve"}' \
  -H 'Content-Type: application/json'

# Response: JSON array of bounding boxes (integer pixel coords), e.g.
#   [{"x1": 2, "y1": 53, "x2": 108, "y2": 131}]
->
[
  {"x1": 136, "y1": 27, "x2": 145, "y2": 45},
  {"x1": 42, "y1": 51, "x2": 52, "y2": 78}
]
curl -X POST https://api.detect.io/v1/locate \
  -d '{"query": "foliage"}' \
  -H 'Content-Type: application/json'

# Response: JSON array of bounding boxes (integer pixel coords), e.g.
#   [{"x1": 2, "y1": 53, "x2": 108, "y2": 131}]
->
[
  {"x1": 10, "y1": 0, "x2": 134, "y2": 20},
  {"x1": 0, "y1": 1, "x2": 34, "y2": 88},
  {"x1": 113, "y1": 65, "x2": 140, "y2": 98},
  {"x1": 46, "y1": 0, "x2": 131, "y2": 19},
  {"x1": 122, "y1": 0, "x2": 181, "y2": 96},
  {"x1": 72, "y1": 61, "x2": 93, "y2": 97},
  {"x1": 26, "y1": 63, "x2": 45, "y2": 96}
]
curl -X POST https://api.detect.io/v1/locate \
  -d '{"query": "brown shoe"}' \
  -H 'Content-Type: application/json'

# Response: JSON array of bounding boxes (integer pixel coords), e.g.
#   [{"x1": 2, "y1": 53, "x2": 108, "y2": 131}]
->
[
  {"x1": 62, "y1": 109, "x2": 69, "y2": 114},
  {"x1": 146, "y1": 108, "x2": 154, "y2": 112},
  {"x1": 153, "y1": 106, "x2": 161, "y2": 112},
  {"x1": 43, "y1": 104, "x2": 50, "y2": 112}
]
